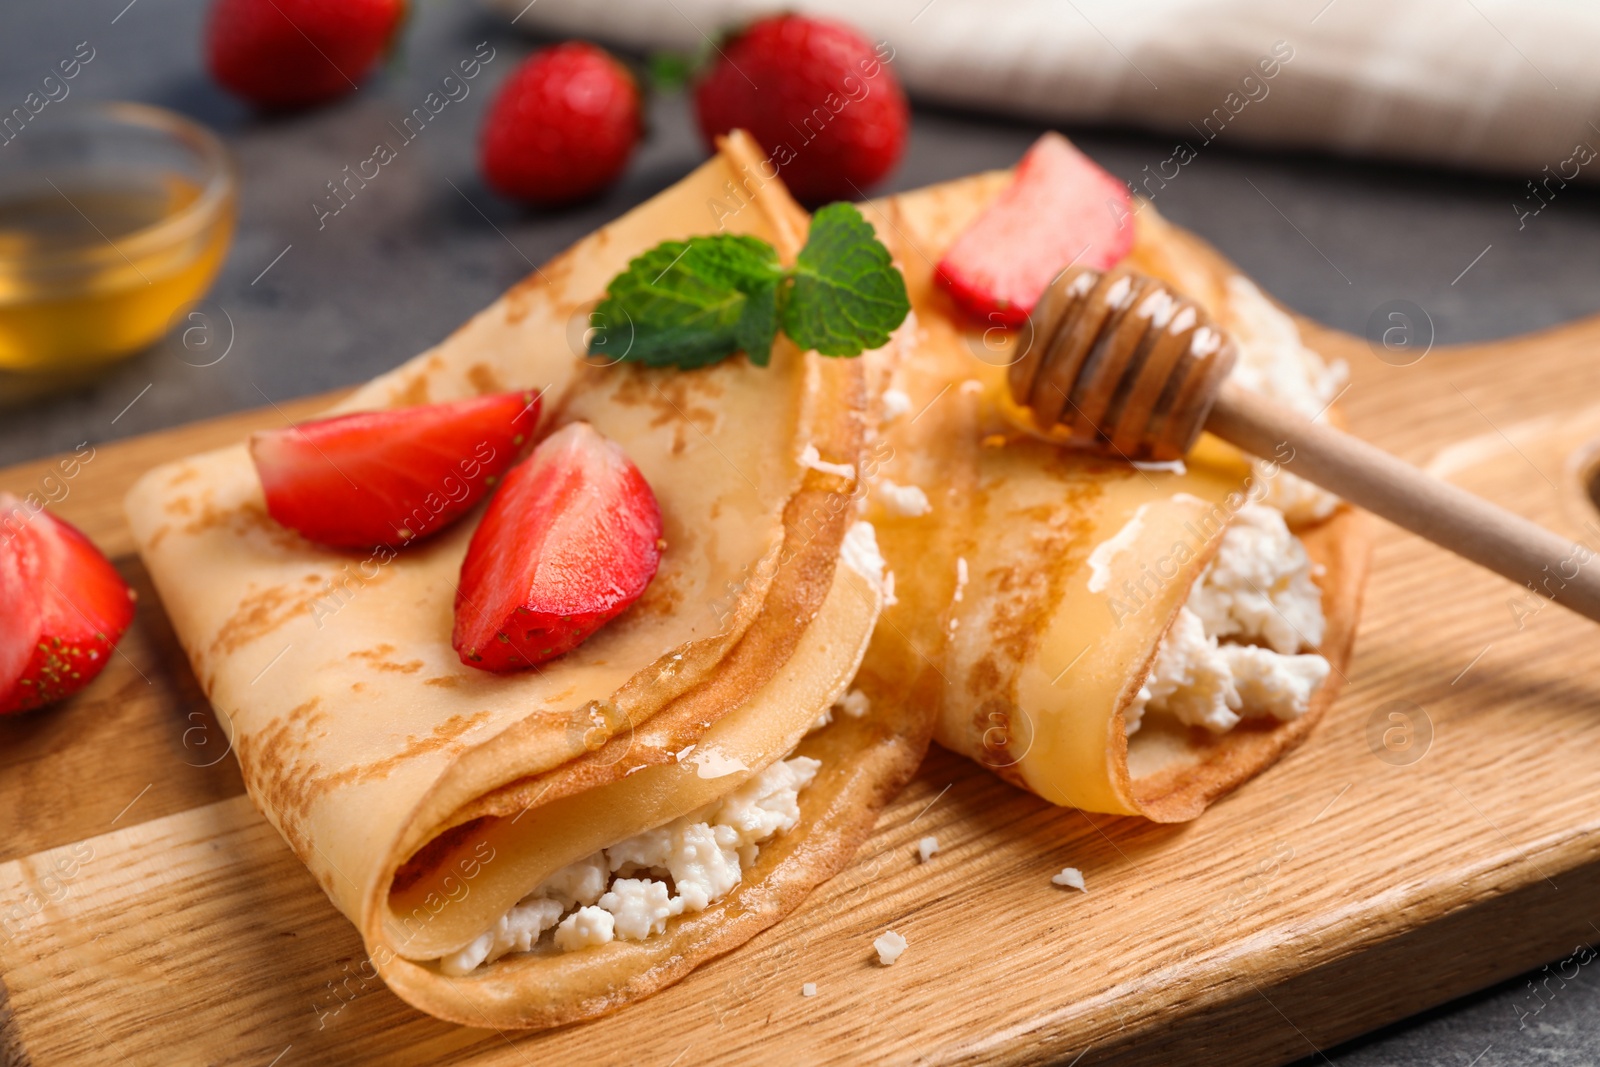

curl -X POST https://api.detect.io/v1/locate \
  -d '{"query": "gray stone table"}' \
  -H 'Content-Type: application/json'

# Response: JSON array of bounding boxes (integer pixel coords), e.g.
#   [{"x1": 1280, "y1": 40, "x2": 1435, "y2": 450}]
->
[{"x1": 2, "y1": 1, "x2": 1597, "y2": 1064}]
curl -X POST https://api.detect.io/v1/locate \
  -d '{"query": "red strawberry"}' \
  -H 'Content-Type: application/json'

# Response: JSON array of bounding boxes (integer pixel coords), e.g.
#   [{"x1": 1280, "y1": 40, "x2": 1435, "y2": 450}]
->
[
  {"x1": 250, "y1": 390, "x2": 541, "y2": 550},
  {"x1": 480, "y1": 43, "x2": 642, "y2": 206},
  {"x1": 205, "y1": 0, "x2": 405, "y2": 110},
  {"x1": 693, "y1": 14, "x2": 908, "y2": 204},
  {"x1": 936, "y1": 133, "x2": 1134, "y2": 327},
  {"x1": 453, "y1": 422, "x2": 662, "y2": 671},
  {"x1": 1, "y1": 496, "x2": 136, "y2": 715}
]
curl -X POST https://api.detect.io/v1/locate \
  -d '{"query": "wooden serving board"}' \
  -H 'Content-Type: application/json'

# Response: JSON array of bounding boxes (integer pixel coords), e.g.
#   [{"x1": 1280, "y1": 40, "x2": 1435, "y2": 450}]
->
[{"x1": 6, "y1": 313, "x2": 1600, "y2": 1067}]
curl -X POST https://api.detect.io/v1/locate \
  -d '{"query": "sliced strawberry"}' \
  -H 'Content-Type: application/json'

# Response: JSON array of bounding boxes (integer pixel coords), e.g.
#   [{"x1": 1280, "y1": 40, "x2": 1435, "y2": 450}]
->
[
  {"x1": 1, "y1": 495, "x2": 136, "y2": 715},
  {"x1": 453, "y1": 422, "x2": 662, "y2": 671},
  {"x1": 250, "y1": 390, "x2": 541, "y2": 549},
  {"x1": 0, "y1": 507, "x2": 41, "y2": 710},
  {"x1": 936, "y1": 132, "x2": 1134, "y2": 327}
]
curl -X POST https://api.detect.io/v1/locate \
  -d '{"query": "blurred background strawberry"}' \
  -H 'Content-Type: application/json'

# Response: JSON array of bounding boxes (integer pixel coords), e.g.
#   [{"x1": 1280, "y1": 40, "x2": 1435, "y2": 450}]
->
[
  {"x1": 205, "y1": 0, "x2": 406, "y2": 109},
  {"x1": 692, "y1": 14, "x2": 907, "y2": 204},
  {"x1": 479, "y1": 42, "x2": 643, "y2": 206}
]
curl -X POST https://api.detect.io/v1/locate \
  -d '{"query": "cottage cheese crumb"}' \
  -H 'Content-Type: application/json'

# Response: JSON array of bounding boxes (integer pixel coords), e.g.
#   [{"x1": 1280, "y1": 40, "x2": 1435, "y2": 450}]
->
[
  {"x1": 599, "y1": 878, "x2": 683, "y2": 939},
  {"x1": 798, "y1": 443, "x2": 857, "y2": 483},
  {"x1": 876, "y1": 479, "x2": 931, "y2": 517},
  {"x1": 553, "y1": 905, "x2": 615, "y2": 951},
  {"x1": 835, "y1": 688, "x2": 871, "y2": 719},
  {"x1": 802, "y1": 982, "x2": 817, "y2": 997},
  {"x1": 839, "y1": 521, "x2": 889, "y2": 601},
  {"x1": 917, "y1": 836, "x2": 939, "y2": 863},
  {"x1": 880, "y1": 388, "x2": 912, "y2": 422},
  {"x1": 874, "y1": 930, "x2": 908, "y2": 965},
  {"x1": 1052, "y1": 867, "x2": 1087, "y2": 892},
  {"x1": 541, "y1": 853, "x2": 607, "y2": 910}
]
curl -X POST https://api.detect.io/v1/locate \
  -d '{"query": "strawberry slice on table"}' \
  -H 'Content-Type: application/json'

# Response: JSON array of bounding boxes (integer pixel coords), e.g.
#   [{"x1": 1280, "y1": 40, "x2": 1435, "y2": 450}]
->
[
  {"x1": 250, "y1": 390, "x2": 541, "y2": 550},
  {"x1": 1, "y1": 496, "x2": 137, "y2": 715},
  {"x1": 935, "y1": 132, "x2": 1135, "y2": 328},
  {"x1": 453, "y1": 422, "x2": 663, "y2": 672}
]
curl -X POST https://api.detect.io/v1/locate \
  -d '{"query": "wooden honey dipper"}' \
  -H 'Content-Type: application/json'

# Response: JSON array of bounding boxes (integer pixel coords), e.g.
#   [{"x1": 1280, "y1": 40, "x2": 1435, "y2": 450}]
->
[{"x1": 1008, "y1": 265, "x2": 1600, "y2": 623}]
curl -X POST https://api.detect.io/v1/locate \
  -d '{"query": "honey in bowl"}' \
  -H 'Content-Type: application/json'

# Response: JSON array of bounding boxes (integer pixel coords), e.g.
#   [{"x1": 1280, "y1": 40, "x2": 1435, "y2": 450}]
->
[{"x1": 0, "y1": 103, "x2": 235, "y2": 372}]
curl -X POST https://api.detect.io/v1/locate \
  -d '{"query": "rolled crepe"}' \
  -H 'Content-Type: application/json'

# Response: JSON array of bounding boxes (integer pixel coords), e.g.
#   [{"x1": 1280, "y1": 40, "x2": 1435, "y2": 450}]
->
[
  {"x1": 856, "y1": 173, "x2": 1371, "y2": 822},
  {"x1": 124, "y1": 134, "x2": 934, "y2": 1029}
]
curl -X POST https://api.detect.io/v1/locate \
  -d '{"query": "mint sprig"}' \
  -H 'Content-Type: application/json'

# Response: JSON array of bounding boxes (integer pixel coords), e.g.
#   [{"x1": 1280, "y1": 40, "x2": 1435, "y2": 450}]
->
[
  {"x1": 590, "y1": 203, "x2": 910, "y2": 369},
  {"x1": 784, "y1": 202, "x2": 911, "y2": 356}
]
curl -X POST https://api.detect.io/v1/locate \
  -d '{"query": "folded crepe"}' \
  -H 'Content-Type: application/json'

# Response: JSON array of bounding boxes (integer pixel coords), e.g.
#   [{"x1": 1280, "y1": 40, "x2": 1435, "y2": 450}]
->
[
  {"x1": 124, "y1": 133, "x2": 934, "y2": 1029},
  {"x1": 854, "y1": 172, "x2": 1371, "y2": 822}
]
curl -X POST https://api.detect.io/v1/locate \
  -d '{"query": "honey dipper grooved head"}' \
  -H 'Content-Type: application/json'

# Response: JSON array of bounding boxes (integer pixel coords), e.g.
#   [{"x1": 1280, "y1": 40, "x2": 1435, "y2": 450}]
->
[{"x1": 1007, "y1": 266, "x2": 1238, "y2": 462}]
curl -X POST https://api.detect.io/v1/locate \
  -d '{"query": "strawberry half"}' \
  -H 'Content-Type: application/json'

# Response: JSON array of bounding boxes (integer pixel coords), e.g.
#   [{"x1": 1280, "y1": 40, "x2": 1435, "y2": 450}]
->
[
  {"x1": 453, "y1": 422, "x2": 662, "y2": 671},
  {"x1": 250, "y1": 390, "x2": 541, "y2": 550},
  {"x1": 1, "y1": 495, "x2": 137, "y2": 715},
  {"x1": 935, "y1": 132, "x2": 1134, "y2": 327}
]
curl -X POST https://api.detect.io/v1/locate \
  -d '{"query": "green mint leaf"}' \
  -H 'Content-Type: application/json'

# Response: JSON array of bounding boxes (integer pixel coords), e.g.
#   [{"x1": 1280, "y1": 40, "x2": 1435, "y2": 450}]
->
[
  {"x1": 782, "y1": 202, "x2": 910, "y2": 357},
  {"x1": 591, "y1": 235, "x2": 785, "y2": 368},
  {"x1": 734, "y1": 274, "x2": 779, "y2": 367},
  {"x1": 589, "y1": 207, "x2": 908, "y2": 370}
]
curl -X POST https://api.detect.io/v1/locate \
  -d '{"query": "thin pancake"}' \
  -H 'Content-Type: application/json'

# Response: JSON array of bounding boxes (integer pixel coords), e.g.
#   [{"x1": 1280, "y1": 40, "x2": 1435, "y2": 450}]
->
[
  {"x1": 855, "y1": 172, "x2": 1372, "y2": 822},
  {"x1": 124, "y1": 133, "x2": 935, "y2": 1028}
]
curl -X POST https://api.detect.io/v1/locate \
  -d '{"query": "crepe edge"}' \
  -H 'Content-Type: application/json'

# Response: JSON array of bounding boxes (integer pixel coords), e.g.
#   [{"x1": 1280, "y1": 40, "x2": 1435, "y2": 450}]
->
[{"x1": 371, "y1": 645, "x2": 938, "y2": 1029}]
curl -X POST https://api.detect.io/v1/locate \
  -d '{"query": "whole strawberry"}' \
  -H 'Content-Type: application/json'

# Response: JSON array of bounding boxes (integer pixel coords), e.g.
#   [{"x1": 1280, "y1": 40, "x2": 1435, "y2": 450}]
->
[
  {"x1": 694, "y1": 15, "x2": 907, "y2": 204},
  {"x1": 480, "y1": 43, "x2": 643, "y2": 207},
  {"x1": 205, "y1": 0, "x2": 405, "y2": 110}
]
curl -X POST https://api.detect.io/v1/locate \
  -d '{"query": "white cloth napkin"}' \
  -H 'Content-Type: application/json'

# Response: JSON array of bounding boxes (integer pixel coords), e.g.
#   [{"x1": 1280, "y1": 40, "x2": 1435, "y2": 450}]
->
[{"x1": 496, "y1": 0, "x2": 1600, "y2": 187}]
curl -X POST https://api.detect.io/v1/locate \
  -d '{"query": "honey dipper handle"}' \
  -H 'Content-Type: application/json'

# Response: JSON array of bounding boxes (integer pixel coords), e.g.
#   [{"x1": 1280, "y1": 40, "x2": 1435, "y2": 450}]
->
[{"x1": 1209, "y1": 380, "x2": 1600, "y2": 624}]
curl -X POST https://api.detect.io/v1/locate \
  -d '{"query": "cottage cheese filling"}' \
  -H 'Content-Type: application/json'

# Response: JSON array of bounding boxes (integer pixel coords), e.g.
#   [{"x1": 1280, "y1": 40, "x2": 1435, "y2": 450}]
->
[
  {"x1": 1226, "y1": 276, "x2": 1348, "y2": 525},
  {"x1": 438, "y1": 755, "x2": 820, "y2": 974},
  {"x1": 1125, "y1": 504, "x2": 1329, "y2": 736}
]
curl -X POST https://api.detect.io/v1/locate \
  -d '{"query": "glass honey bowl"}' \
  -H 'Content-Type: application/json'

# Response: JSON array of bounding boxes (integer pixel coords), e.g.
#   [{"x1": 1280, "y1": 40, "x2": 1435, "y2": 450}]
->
[{"x1": 0, "y1": 102, "x2": 236, "y2": 372}]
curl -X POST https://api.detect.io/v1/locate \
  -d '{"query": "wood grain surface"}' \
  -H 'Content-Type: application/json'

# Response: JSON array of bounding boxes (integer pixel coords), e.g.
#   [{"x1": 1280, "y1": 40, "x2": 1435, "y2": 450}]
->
[{"x1": 5, "y1": 314, "x2": 1600, "y2": 1066}]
